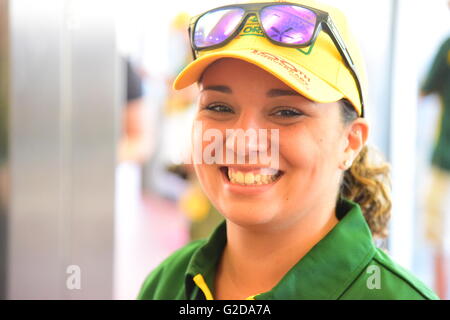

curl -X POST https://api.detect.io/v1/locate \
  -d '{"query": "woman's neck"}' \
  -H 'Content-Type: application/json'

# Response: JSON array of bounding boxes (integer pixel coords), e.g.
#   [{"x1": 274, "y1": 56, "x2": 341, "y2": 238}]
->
[{"x1": 214, "y1": 200, "x2": 339, "y2": 300}]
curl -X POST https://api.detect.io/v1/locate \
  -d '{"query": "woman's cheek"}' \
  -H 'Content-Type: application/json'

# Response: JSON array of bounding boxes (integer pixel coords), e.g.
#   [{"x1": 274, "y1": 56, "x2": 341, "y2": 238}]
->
[{"x1": 278, "y1": 129, "x2": 316, "y2": 169}]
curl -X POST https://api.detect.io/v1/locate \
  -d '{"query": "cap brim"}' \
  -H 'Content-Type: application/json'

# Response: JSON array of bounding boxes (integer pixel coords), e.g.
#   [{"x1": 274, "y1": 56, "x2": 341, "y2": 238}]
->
[{"x1": 173, "y1": 48, "x2": 344, "y2": 104}]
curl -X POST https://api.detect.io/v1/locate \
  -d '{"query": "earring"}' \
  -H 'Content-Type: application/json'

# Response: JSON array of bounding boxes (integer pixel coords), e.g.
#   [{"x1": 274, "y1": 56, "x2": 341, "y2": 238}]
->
[{"x1": 343, "y1": 159, "x2": 352, "y2": 169}]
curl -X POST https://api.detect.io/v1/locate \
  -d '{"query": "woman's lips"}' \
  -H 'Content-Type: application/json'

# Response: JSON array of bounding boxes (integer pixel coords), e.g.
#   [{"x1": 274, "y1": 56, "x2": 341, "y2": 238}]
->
[{"x1": 219, "y1": 166, "x2": 283, "y2": 186}]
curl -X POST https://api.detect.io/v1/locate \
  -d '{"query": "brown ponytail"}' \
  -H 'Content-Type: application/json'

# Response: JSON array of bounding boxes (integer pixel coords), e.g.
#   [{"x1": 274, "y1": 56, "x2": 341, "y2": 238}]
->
[{"x1": 338, "y1": 100, "x2": 392, "y2": 239}]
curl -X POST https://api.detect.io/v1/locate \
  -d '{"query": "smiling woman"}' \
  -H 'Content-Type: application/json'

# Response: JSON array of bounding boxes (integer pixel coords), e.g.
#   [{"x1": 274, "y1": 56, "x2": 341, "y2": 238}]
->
[
  {"x1": 138, "y1": 0, "x2": 439, "y2": 300},
  {"x1": 194, "y1": 58, "x2": 355, "y2": 234}
]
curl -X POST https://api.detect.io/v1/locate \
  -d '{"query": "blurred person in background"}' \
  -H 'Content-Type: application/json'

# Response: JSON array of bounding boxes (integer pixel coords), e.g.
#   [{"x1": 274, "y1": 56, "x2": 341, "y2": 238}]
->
[
  {"x1": 420, "y1": 33, "x2": 450, "y2": 299},
  {"x1": 115, "y1": 58, "x2": 154, "y2": 299},
  {"x1": 118, "y1": 58, "x2": 152, "y2": 164},
  {"x1": 138, "y1": 0, "x2": 439, "y2": 300},
  {"x1": 116, "y1": 57, "x2": 151, "y2": 227}
]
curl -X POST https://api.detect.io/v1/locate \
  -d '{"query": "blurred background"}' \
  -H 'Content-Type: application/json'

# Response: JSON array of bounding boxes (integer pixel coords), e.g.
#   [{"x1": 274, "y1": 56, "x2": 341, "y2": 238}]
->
[{"x1": 0, "y1": 0, "x2": 449, "y2": 299}]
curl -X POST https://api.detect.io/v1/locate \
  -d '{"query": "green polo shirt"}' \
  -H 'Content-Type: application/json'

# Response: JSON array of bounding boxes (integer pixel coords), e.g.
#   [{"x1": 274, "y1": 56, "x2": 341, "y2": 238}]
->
[{"x1": 137, "y1": 199, "x2": 439, "y2": 300}]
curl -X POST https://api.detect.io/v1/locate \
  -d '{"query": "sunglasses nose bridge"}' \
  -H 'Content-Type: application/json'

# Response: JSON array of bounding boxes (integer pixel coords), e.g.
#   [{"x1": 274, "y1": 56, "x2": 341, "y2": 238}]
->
[
  {"x1": 235, "y1": 11, "x2": 263, "y2": 35},
  {"x1": 240, "y1": 11, "x2": 259, "y2": 25}
]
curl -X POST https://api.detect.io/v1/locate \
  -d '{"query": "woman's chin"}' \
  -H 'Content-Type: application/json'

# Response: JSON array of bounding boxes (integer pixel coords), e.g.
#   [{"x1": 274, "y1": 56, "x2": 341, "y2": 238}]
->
[{"x1": 219, "y1": 206, "x2": 278, "y2": 228}]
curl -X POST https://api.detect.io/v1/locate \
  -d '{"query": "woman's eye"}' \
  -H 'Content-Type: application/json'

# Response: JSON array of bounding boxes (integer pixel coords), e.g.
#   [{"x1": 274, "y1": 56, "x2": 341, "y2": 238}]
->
[
  {"x1": 204, "y1": 104, "x2": 234, "y2": 113},
  {"x1": 271, "y1": 108, "x2": 303, "y2": 118}
]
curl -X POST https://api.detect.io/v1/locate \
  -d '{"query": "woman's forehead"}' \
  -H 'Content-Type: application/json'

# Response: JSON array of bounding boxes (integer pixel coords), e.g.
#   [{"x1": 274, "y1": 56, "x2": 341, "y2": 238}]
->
[
  {"x1": 200, "y1": 58, "x2": 291, "y2": 89},
  {"x1": 199, "y1": 58, "x2": 319, "y2": 106}
]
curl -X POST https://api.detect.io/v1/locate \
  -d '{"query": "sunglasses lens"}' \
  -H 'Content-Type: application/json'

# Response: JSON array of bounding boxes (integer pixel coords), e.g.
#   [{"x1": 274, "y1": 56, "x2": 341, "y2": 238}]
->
[
  {"x1": 260, "y1": 5, "x2": 317, "y2": 45},
  {"x1": 194, "y1": 8, "x2": 245, "y2": 48}
]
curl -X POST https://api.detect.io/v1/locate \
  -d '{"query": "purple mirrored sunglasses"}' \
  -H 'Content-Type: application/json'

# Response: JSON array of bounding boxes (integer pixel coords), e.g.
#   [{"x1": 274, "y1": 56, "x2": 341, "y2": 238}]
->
[{"x1": 189, "y1": 2, "x2": 364, "y2": 117}]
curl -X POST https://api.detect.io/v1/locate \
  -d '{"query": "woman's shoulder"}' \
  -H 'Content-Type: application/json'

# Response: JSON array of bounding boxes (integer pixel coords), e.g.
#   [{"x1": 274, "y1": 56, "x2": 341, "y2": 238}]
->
[
  {"x1": 137, "y1": 239, "x2": 207, "y2": 300},
  {"x1": 340, "y1": 247, "x2": 440, "y2": 300}
]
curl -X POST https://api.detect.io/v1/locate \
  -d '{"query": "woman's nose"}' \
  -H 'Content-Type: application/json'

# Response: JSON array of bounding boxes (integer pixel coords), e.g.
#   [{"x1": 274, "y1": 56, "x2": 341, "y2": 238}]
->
[{"x1": 224, "y1": 112, "x2": 269, "y2": 162}]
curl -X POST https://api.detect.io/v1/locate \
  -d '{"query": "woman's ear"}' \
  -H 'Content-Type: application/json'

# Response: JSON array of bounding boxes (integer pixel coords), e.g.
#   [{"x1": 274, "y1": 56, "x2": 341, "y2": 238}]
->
[{"x1": 339, "y1": 118, "x2": 369, "y2": 170}]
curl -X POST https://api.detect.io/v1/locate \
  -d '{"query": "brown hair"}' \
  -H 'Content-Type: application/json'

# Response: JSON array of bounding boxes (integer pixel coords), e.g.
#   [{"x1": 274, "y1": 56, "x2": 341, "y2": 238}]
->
[{"x1": 338, "y1": 99, "x2": 392, "y2": 239}]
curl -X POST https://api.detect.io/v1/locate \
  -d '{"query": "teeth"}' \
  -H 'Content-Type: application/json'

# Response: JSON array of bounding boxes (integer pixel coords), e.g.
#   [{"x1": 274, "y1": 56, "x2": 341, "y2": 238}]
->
[
  {"x1": 226, "y1": 167, "x2": 280, "y2": 186},
  {"x1": 262, "y1": 175, "x2": 268, "y2": 184},
  {"x1": 235, "y1": 171, "x2": 245, "y2": 184},
  {"x1": 245, "y1": 173, "x2": 254, "y2": 184}
]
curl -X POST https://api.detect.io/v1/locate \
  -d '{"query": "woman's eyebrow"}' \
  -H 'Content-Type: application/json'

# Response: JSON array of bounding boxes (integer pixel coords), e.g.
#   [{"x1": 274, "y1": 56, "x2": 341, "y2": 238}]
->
[
  {"x1": 200, "y1": 85, "x2": 232, "y2": 94},
  {"x1": 266, "y1": 88, "x2": 301, "y2": 97}
]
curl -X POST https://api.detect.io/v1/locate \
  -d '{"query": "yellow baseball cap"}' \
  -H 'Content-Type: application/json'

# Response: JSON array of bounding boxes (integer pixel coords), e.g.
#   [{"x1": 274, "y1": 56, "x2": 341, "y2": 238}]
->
[{"x1": 173, "y1": 0, "x2": 367, "y2": 117}]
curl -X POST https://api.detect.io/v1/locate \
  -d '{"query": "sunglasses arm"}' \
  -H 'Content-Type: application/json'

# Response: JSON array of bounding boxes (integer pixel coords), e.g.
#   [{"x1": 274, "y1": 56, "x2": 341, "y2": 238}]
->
[{"x1": 323, "y1": 18, "x2": 365, "y2": 117}]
